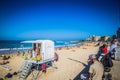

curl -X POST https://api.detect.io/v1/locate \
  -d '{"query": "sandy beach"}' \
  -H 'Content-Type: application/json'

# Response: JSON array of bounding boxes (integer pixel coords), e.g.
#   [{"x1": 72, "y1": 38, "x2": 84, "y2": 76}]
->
[{"x1": 0, "y1": 43, "x2": 120, "y2": 80}]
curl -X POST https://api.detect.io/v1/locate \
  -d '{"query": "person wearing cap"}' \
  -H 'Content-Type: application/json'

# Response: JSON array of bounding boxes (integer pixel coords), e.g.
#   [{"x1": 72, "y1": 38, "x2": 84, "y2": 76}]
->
[{"x1": 88, "y1": 54, "x2": 104, "y2": 80}]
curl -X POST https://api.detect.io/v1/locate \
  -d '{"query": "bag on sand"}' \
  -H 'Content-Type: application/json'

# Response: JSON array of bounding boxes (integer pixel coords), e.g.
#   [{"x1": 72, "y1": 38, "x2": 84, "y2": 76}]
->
[{"x1": 5, "y1": 73, "x2": 13, "y2": 78}]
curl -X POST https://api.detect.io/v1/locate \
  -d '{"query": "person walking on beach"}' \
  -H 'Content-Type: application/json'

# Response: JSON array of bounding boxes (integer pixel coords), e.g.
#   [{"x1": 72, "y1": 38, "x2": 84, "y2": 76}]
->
[{"x1": 88, "y1": 54, "x2": 104, "y2": 80}]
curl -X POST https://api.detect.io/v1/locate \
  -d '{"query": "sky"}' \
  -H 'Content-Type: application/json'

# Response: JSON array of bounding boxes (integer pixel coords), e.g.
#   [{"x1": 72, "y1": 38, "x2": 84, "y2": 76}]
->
[{"x1": 0, "y1": 0, "x2": 120, "y2": 40}]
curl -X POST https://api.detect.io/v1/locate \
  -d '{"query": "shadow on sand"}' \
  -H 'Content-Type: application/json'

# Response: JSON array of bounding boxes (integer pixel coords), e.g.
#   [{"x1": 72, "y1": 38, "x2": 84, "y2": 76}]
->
[{"x1": 67, "y1": 58, "x2": 92, "y2": 80}]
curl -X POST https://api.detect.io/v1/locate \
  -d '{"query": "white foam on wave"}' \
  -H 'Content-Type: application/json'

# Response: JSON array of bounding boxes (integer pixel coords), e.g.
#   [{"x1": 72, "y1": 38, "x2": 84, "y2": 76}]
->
[{"x1": 0, "y1": 47, "x2": 32, "y2": 51}]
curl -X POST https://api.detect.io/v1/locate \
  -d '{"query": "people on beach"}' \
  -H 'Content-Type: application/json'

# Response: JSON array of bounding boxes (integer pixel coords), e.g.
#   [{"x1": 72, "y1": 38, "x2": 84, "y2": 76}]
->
[
  {"x1": 2, "y1": 55, "x2": 10, "y2": 60},
  {"x1": 88, "y1": 54, "x2": 104, "y2": 80},
  {"x1": 21, "y1": 47, "x2": 42, "y2": 61},
  {"x1": 17, "y1": 51, "x2": 21, "y2": 56}
]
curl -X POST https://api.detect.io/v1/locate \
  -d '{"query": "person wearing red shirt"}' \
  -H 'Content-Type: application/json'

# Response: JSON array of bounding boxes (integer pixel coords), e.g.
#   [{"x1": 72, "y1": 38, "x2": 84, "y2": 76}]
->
[{"x1": 102, "y1": 44, "x2": 108, "y2": 55}]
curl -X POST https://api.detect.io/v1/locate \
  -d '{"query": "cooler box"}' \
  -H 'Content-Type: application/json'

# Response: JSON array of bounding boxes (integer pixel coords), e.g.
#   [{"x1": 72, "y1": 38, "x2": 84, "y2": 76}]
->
[{"x1": 115, "y1": 47, "x2": 120, "y2": 60}]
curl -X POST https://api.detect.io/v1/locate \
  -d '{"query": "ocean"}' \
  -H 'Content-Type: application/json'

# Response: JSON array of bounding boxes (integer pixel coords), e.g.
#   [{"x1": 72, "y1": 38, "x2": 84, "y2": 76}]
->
[{"x1": 0, "y1": 40, "x2": 81, "y2": 54}]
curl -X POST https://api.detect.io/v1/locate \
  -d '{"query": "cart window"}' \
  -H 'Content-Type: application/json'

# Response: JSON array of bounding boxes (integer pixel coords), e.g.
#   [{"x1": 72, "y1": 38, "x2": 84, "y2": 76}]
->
[
  {"x1": 38, "y1": 43, "x2": 41, "y2": 49},
  {"x1": 33, "y1": 43, "x2": 36, "y2": 51}
]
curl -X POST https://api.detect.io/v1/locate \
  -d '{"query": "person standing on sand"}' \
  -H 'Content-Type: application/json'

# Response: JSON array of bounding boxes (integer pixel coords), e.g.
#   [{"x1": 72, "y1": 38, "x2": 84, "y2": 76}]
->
[
  {"x1": 102, "y1": 44, "x2": 108, "y2": 55},
  {"x1": 109, "y1": 38, "x2": 118, "y2": 58},
  {"x1": 88, "y1": 54, "x2": 104, "y2": 80}
]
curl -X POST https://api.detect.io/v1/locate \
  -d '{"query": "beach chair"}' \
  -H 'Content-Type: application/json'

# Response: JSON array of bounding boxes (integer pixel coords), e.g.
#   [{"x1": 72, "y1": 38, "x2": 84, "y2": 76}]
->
[{"x1": 0, "y1": 64, "x2": 12, "y2": 71}]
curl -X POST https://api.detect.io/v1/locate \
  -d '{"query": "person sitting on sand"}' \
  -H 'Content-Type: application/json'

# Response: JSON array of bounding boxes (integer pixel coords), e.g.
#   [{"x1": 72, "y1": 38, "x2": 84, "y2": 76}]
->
[
  {"x1": 2, "y1": 55, "x2": 10, "y2": 60},
  {"x1": 88, "y1": 54, "x2": 104, "y2": 80}
]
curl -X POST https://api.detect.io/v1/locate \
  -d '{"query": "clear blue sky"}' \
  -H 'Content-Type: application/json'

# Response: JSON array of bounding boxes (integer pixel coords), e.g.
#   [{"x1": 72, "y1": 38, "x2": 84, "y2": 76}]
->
[{"x1": 0, "y1": 0, "x2": 119, "y2": 40}]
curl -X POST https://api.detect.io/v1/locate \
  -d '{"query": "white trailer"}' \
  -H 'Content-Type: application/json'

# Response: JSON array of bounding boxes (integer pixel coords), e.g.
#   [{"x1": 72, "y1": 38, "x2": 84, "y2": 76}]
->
[
  {"x1": 19, "y1": 40, "x2": 56, "y2": 80},
  {"x1": 21, "y1": 40, "x2": 55, "y2": 63}
]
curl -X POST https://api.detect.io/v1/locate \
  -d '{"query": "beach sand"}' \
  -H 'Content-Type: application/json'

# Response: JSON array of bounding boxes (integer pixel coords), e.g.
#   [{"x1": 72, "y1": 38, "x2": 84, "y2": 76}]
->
[{"x1": 0, "y1": 43, "x2": 120, "y2": 80}]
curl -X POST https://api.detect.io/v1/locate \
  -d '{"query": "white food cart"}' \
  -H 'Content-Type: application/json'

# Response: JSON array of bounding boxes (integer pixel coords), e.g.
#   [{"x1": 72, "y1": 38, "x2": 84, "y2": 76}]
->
[{"x1": 18, "y1": 40, "x2": 57, "y2": 80}]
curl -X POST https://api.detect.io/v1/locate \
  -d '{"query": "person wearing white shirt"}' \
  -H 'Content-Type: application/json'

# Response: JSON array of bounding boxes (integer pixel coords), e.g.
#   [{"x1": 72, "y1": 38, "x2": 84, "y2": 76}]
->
[{"x1": 109, "y1": 39, "x2": 118, "y2": 58}]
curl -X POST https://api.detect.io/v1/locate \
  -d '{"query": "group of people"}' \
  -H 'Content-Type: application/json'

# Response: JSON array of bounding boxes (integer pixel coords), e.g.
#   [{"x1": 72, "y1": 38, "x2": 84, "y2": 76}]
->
[
  {"x1": 22, "y1": 47, "x2": 41, "y2": 61},
  {"x1": 100, "y1": 38, "x2": 118, "y2": 58},
  {"x1": 22, "y1": 47, "x2": 58, "y2": 63},
  {"x1": 87, "y1": 38, "x2": 118, "y2": 80}
]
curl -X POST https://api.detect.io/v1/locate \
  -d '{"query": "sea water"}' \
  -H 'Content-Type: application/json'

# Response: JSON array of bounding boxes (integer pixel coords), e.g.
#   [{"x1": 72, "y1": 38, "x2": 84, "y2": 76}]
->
[{"x1": 0, "y1": 40, "x2": 81, "y2": 54}]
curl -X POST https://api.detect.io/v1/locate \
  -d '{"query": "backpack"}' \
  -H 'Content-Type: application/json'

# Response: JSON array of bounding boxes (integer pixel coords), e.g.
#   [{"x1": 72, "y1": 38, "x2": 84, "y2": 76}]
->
[
  {"x1": 5, "y1": 73, "x2": 13, "y2": 78},
  {"x1": 100, "y1": 54, "x2": 113, "y2": 67}
]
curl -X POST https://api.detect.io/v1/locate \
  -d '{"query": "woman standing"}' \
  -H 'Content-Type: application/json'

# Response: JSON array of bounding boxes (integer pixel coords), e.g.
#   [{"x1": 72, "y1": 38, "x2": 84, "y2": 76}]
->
[{"x1": 109, "y1": 38, "x2": 118, "y2": 59}]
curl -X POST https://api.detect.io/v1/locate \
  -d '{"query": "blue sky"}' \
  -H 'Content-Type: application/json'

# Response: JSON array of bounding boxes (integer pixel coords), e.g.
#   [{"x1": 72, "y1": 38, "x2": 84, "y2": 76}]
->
[{"x1": 0, "y1": 0, "x2": 119, "y2": 40}]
